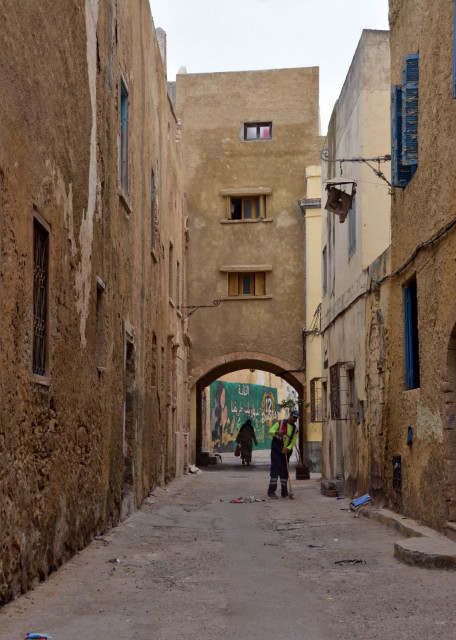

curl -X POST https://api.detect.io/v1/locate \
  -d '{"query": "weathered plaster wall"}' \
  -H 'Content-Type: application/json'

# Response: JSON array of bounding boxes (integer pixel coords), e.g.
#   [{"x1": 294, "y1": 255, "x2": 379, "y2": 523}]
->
[
  {"x1": 177, "y1": 68, "x2": 321, "y2": 372},
  {"x1": 320, "y1": 30, "x2": 391, "y2": 496},
  {"x1": 0, "y1": 0, "x2": 188, "y2": 603},
  {"x1": 386, "y1": 0, "x2": 456, "y2": 529}
]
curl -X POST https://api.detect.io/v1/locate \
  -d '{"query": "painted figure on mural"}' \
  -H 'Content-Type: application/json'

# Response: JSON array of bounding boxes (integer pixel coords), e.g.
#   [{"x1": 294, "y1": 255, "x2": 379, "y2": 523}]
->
[
  {"x1": 235, "y1": 419, "x2": 258, "y2": 465},
  {"x1": 211, "y1": 381, "x2": 228, "y2": 445}
]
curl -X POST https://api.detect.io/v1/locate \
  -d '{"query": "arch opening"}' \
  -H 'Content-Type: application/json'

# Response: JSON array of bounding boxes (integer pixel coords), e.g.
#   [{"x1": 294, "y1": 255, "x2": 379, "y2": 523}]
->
[{"x1": 191, "y1": 353, "x2": 306, "y2": 467}]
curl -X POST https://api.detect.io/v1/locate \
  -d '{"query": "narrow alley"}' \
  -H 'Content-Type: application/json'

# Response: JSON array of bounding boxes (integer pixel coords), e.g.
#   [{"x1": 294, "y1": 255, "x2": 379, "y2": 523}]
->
[{"x1": 2, "y1": 454, "x2": 456, "y2": 640}]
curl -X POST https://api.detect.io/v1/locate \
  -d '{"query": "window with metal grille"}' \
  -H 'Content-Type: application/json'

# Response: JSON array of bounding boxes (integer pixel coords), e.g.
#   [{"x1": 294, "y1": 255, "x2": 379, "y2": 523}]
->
[
  {"x1": 120, "y1": 75, "x2": 129, "y2": 194},
  {"x1": 329, "y1": 364, "x2": 341, "y2": 419},
  {"x1": 348, "y1": 196, "x2": 356, "y2": 258},
  {"x1": 322, "y1": 246, "x2": 328, "y2": 295},
  {"x1": 176, "y1": 261, "x2": 180, "y2": 308},
  {"x1": 310, "y1": 377, "x2": 326, "y2": 422},
  {"x1": 168, "y1": 242, "x2": 174, "y2": 300},
  {"x1": 151, "y1": 170, "x2": 156, "y2": 249},
  {"x1": 329, "y1": 362, "x2": 353, "y2": 420},
  {"x1": 33, "y1": 218, "x2": 49, "y2": 377},
  {"x1": 404, "y1": 279, "x2": 420, "y2": 389}
]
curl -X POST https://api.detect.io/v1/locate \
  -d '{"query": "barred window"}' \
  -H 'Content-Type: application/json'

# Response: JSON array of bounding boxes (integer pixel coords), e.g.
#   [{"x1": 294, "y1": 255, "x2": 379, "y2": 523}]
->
[{"x1": 33, "y1": 218, "x2": 49, "y2": 377}]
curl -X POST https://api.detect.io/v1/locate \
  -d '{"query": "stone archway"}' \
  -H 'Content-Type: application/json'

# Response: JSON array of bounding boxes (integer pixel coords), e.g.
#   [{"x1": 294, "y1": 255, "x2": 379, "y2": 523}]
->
[
  {"x1": 443, "y1": 324, "x2": 456, "y2": 522},
  {"x1": 189, "y1": 351, "x2": 305, "y2": 465}
]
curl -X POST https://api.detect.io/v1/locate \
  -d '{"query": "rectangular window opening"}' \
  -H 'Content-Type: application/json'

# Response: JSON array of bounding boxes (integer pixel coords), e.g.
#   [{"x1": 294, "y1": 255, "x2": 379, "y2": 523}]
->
[
  {"x1": 95, "y1": 277, "x2": 107, "y2": 369},
  {"x1": 176, "y1": 261, "x2": 180, "y2": 308},
  {"x1": 120, "y1": 76, "x2": 129, "y2": 194},
  {"x1": 310, "y1": 377, "x2": 326, "y2": 422},
  {"x1": 243, "y1": 121, "x2": 273, "y2": 141},
  {"x1": 33, "y1": 218, "x2": 49, "y2": 377},
  {"x1": 404, "y1": 278, "x2": 420, "y2": 389},
  {"x1": 151, "y1": 170, "x2": 156, "y2": 249},
  {"x1": 348, "y1": 196, "x2": 356, "y2": 258},
  {"x1": 230, "y1": 196, "x2": 261, "y2": 220},
  {"x1": 168, "y1": 242, "x2": 174, "y2": 300},
  {"x1": 322, "y1": 246, "x2": 328, "y2": 295},
  {"x1": 227, "y1": 271, "x2": 266, "y2": 297}
]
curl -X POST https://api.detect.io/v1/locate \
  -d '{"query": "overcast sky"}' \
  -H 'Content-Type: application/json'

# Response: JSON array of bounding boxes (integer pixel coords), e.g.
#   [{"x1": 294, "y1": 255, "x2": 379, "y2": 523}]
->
[{"x1": 148, "y1": 0, "x2": 389, "y2": 136}]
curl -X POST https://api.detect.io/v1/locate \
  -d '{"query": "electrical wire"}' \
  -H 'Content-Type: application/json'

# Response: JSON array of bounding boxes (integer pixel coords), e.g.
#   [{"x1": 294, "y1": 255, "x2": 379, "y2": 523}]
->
[{"x1": 320, "y1": 211, "x2": 456, "y2": 334}]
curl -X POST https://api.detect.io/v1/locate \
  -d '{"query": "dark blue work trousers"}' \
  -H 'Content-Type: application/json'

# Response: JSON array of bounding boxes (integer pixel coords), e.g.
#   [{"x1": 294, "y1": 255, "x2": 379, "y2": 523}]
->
[{"x1": 268, "y1": 437, "x2": 291, "y2": 496}]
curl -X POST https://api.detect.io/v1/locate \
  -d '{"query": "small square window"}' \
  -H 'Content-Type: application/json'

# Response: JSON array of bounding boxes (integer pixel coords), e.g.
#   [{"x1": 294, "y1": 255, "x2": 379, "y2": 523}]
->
[
  {"x1": 243, "y1": 121, "x2": 272, "y2": 141},
  {"x1": 230, "y1": 197, "x2": 260, "y2": 220},
  {"x1": 227, "y1": 272, "x2": 266, "y2": 297}
]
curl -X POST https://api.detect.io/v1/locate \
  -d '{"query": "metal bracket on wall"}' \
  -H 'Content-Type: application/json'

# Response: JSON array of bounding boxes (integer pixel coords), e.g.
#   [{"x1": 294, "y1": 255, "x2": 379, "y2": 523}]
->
[
  {"x1": 182, "y1": 298, "x2": 222, "y2": 320},
  {"x1": 321, "y1": 149, "x2": 392, "y2": 189}
]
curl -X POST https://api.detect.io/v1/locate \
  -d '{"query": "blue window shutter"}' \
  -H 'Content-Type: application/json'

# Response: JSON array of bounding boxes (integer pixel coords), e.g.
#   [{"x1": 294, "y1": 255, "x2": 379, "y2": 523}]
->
[
  {"x1": 401, "y1": 54, "x2": 419, "y2": 167},
  {"x1": 453, "y1": 0, "x2": 456, "y2": 98},
  {"x1": 391, "y1": 86, "x2": 413, "y2": 187}
]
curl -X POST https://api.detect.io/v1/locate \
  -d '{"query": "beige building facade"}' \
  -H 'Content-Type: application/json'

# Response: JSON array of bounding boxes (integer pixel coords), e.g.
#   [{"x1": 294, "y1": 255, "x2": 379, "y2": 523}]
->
[
  {"x1": 176, "y1": 68, "x2": 323, "y2": 465},
  {"x1": 385, "y1": 0, "x2": 456, "y2": 533},
  {"x1": 300, "y1": 166, "x2": 323, "y2": 471},
  {"x1": 0, "y1": 0, "x2": 189, "y2": 603},
  {"x1": 320, "y1": 30, "x2": 391, "y2": 497}
]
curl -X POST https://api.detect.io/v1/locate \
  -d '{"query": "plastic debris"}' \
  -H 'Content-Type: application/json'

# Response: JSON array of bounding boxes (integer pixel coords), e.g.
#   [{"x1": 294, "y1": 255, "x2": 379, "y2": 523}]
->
[
  {"x1": 229, "y1": 496, "x2": 265, "y2": 503},
  {"x1": 25, "y1": 635, "x2": 52, "y2": 639},
  {"x1": 188, "y1": 466, "x2": 201, "y2": 474},
  {"x1": 350, "y1": 494, "x2": 372, "y2": 508},
  {"x1": 307, "y1": 544, "x2": 324, "y2": 548},
  {"x1": 335, "y1": 559, "x2": 366, "y2": 566}
]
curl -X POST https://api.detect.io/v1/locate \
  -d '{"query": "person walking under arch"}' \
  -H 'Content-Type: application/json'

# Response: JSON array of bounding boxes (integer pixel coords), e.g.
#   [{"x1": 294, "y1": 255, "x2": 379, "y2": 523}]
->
[
  {"x1": 267, "y1": 410, "x2": 299, "y2": 498},
  {"x1": 235, "y1": 419, "x2": 258, "y2": 465}
]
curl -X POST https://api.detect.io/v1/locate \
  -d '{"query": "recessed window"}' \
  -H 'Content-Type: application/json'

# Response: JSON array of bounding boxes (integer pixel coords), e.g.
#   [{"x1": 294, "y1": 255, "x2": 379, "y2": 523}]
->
[
  {"x1": 151, "y1": 170, "x2": 156, "y2": 249},
  {"x1": 322, "y1": 246, "x2": 328, "y2": 295},
  {"x1": 228, "y1": 272, "x2": 265, "y2": 297},
  {"x1": 168, "y1": 242, "x2": 174, "y2": 301},
  {"x1": 120, "y1": 75, "x2": 129, "y2": 194},
  {"x1": 95, "y1": 277, "x2": 107, "y2": 369},
  {"x1": 404, "y1": 279, "x2": 420, "y2": 389},
  {"x1": 230, "y1": 197, "x2": 260, "y2": 220},
  {"x1": 348, "y1": 196, "x2": 356, "y2": 258},
  {"x1": 33, "y1": 217, "x2": 49, "y2": 378},
  {"x1": 243, "y1": 121, "x2": 272, "y2": 141}
]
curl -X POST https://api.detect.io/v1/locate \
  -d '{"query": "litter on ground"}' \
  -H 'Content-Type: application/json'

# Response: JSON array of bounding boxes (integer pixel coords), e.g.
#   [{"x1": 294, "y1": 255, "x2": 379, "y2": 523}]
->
[{"x1": 229, "y1": 496, "x2": 265, "y2": 503}]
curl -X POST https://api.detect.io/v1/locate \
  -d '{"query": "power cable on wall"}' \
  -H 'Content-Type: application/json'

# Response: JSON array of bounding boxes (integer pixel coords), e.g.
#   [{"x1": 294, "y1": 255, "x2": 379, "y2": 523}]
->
[{"x1": 320, "y1": 211, "x2": 456, "y2": 334}]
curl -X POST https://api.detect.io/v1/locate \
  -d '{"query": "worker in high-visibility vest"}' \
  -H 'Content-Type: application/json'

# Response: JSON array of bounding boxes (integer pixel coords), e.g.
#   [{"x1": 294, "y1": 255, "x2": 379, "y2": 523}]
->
[{"x1": 267, "y1": 410, "x2": 299, "y2": 498}]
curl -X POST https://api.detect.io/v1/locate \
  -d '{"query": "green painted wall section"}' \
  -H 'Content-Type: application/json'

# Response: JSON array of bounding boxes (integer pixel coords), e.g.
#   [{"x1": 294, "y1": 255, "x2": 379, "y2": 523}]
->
[{"x1": 210, "y1": 380, "x2": 278, "y2": 451}]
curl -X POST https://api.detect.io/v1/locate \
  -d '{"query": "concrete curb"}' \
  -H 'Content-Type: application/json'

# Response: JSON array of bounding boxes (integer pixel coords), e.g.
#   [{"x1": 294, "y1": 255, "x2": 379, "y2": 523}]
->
[{"x1": 361, "y1": 506, "x2": 456, "y2": 569}]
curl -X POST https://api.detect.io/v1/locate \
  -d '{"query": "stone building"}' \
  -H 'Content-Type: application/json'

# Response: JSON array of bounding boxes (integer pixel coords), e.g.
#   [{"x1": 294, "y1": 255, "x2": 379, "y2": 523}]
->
[
  {"x1": 320, "y1": 30, "x2": 391, "y2": 497},
  {"x1": 176, "y1": 68, "x2": 323, "y2": 465},
  {"x1": 385, "y1": 0, "x2": 456, "y2": 533},
  {"x1": 0, "y1": 0, "x2": 189, "y2": 603}
]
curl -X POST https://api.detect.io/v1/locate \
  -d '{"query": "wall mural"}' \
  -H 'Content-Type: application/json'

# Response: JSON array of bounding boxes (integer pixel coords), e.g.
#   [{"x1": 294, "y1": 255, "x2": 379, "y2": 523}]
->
[{"x1": 209, "y1": 380, "x2": 278, "y2": 451}]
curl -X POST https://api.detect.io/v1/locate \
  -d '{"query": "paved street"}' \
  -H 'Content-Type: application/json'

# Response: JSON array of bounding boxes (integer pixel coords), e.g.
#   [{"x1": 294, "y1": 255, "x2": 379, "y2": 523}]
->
[{"x1": 2, "y1": 451, "x2": 456, "y2": 640}]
